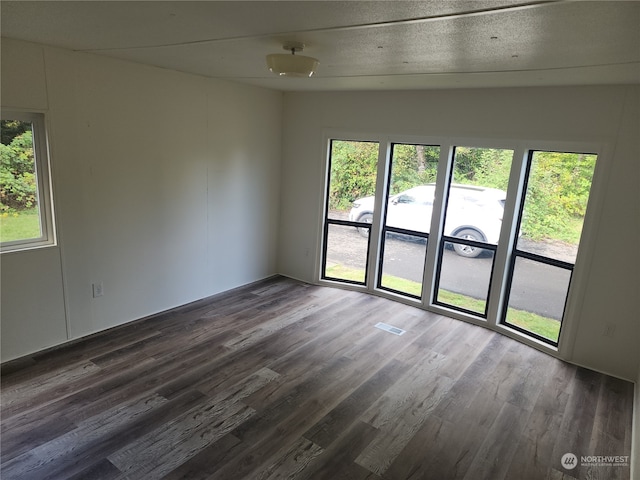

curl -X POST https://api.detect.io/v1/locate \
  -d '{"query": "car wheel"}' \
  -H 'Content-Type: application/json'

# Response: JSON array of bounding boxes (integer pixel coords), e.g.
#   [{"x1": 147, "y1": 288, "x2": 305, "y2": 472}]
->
[
  {"x1": 452, "y1": 228, "x2": 484, "y2": 258},
  {"x1": 356, "y1": 213, "x2": 373, "y2": 238}
]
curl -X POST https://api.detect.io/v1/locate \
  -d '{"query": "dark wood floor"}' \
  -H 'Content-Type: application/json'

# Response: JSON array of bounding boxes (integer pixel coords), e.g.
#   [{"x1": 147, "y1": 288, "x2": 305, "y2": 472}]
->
[{"x1": 1, "y1": 276, "x2": 634, "y2": 480}]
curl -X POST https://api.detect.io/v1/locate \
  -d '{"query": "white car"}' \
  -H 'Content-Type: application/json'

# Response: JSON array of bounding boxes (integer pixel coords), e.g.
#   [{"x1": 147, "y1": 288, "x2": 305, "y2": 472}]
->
[{"x1": 348, "y1": 184, "x2": 506, "y2": 257}]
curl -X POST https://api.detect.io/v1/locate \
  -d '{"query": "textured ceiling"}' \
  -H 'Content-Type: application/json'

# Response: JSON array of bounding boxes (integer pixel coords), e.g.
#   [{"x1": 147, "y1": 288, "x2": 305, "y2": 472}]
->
[{"x1": 2, "y1": 1, "x2": 639, "y2": 91}]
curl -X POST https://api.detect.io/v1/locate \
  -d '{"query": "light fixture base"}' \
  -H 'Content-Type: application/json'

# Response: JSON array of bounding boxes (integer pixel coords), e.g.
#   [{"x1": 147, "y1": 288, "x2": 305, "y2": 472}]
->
[{"x1": 282, "y1": 41, "x2": 305, "y2": 53}]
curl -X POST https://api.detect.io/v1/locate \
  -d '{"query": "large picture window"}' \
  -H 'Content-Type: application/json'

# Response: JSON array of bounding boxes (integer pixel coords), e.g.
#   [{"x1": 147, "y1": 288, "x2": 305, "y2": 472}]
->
[
  {"x1": 0, "y1": 112, "x2": 55, "y2": 252},
  {"x1": 320, "y1": 136, "x2": 600, "y2": 350}
]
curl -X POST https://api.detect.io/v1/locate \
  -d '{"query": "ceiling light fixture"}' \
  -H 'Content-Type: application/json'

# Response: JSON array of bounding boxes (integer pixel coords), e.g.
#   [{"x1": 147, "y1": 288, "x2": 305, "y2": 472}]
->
[{"x1": 266, "y1": 42, "x2": 319, "y2": 77}]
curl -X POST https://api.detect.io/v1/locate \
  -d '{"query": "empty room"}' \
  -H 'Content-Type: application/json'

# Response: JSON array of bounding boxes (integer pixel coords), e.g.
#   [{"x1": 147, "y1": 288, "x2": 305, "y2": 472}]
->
[{"x1": 1, "y1": 1, "x2": 638, "y2": 479}]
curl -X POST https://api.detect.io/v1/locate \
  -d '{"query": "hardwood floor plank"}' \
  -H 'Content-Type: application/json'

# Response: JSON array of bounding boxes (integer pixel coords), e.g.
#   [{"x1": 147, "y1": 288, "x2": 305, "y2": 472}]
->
[
  {"x1": 1, "y1": 391, "x2": 203, "y2": 480},
  {"x1": 0, "y1": 414, "x2": 77, "y2": 463},
  {"x1": 65, "y1": 459, "x2": 122, "y2": 480},
  {"x1": 591, "y1": 375, "x2": 635, "y2": 446},
  {"x1": 20, "y1": 323, "x2": 162, "y2": 377},
  {"x1": 584, "y1": 374, "x2": 634, "y2": 480},
  {"x1": 385, "y1": 344, "x2": 549, "y2": 480},
  {"x1": 161, "y1": 433, "x2": 245, "y2": 480},
  {"x1": 505, "y1": 436, "x2": 555, "y2": 480},
  {"x1": 108, "y1": 368, "x2": 279, "y2": 478},
  {"x1": 355, "y1": 338, "x2": 462, "y2": 475},
  {"x1": 243, "y1": 297, "x2": 408, "y2": 410},
  {"x1": 550, "y1": 368, "x2": 602, "y2": 479},
  {"x1": 89, "y1": 345, "x2": 152, "y2": 369},
  {"x1": 358, "y1": 349, "x2": 446, "y2": 429},
  {"x1": 209, "y1": 336, "x2": 409, "y2": 478},
  {"x1": 427, "y1": 322, "x2": 495, "y2": 380},
  {"x1": 0, "y1": 361, "x2": 101, "y2": 417},
  {"x1": 0, "y1": 277, "x2": 633, "y2": 480},
  {"x1": 156, "y1": 291, "x2": 353, "y2": 401},
  {"x1": 548, "y1": 468, "x2": 579, "y2": 479},
  {"x1": 355, "y1": 372, "x2": 454, "y2": 475},
  {"x1": 254, "y1": 436, "x2": 324, "y2": 480},
  {"x1": 250, "y1": 277, "x2": 309, "y2": 296},
  {"x1": 232, "y1": 355, "x2": 359, "y2": 446},
  {"x1": 452, "y1": 331, "x2": 513, "y2": 381},
  {"x1": 68, "y1": 331, "x2": 237, "y2": 422},
  {"x1": 222, "y1": 294, "x2": 337, "y2": 351},
  {"x1": 461, "y1": 402, "x2": 532, "y2": 480},
  {"x1": 303, "y1": 358, "x2": 409, "y2": 448},
  {"x1": 384, "y1": 414, "x2": 454, "y2": 480},
  {"x1": 392, "y1": 315, "x2": 459, "y2": 363},
  {"x1": 88, "y1": 309, "x2": 240, "y2": 367},
  {"x1": 503, "y1": 361, "x2": 573, "y2": 480},
  {"x1": 430, "y1": 367, "x2": 488, "y2": 424},
  {"x1": 169, "y1": 276, "x2": 300, "y2": 319},
  {"x1": 503, "y1": 346, "x2": 557, "y2": 412},
  {"x1": 1, "y1": 327, "x2": 238, "y2": 433},
  {"x1": 160, "y1": 280, "x2": 313, "y2": 341},
  {"x1": 303, "y1": 421, "x2": 379, "y2": 480},
  {"x1": 111, "y1": 404, "x2": 255, "y2": 479},
  {"x1": 0, "y1": 356, "x2": 37, "y2": 376}
]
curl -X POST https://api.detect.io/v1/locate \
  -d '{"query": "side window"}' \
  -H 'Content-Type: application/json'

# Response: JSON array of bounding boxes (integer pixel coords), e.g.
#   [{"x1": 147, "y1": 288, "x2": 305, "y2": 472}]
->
[
  {"x1": 395, "y1": 194, "x2": 414, "y2": 204},
  {"x1": 0, "y1": 112, "x2": 55, "y2": 252}
]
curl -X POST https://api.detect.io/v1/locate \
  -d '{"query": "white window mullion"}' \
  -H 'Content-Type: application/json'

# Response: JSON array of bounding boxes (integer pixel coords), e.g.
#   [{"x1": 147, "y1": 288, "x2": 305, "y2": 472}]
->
[
  {"x1": 486, "y1": 145, "x2": 528, "y2": 326},
  {"x1": 422, "y1": 142, "x2": 454, "y2": 309},
  {"x1": 366, "y1": 138, "x2": 391, "y2": 290}
]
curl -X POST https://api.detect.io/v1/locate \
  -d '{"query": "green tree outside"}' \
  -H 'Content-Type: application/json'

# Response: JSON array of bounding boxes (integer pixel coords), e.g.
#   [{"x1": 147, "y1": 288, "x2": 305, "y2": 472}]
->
[
  {"x1": 328, "y1": 140, "x2": 379, "y2": 210},
  {"x1": 1, "y1": 128, "x2": 37, "y2": 211},
  {"x1": 0, "y1": 120, "x2": 41, "y2": 242}
]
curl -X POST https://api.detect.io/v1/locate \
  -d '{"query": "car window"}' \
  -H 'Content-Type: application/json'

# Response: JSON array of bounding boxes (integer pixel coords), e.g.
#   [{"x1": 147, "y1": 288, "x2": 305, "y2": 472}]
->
[{"x1": 396, "y1": 194, "x2": 414, "y2": 204}]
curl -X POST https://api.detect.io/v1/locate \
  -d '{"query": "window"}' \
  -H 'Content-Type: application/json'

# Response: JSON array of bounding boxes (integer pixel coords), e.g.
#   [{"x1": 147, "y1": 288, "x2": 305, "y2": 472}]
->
[
  {"x1": 320, "y1": 135, "x2": 600, "y2": 351},
  {"x1": 434, "y1": 147, "x2": 513, "y2": 316},
  {"x1": 0, "y1": 112, "x2": 55, "y2": 252},
  {"x1": 321, "y1": 139, "x2": 380, "y2": 284},
  {"x1": 501, "y1": 150, "x2": 598, "y2": 345},
  {"x1": 377, "y1": 144, "x2": 440, "y2": 299}
]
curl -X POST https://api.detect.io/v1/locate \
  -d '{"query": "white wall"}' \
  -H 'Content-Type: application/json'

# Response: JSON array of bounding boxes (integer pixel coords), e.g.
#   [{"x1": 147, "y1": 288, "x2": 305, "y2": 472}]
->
[
  {"x1": 1, "y1": 38, "x2": 282, "y2": 360},
  {"x1": 278, "y1": 86, "x2": 640, "y2": 382}
]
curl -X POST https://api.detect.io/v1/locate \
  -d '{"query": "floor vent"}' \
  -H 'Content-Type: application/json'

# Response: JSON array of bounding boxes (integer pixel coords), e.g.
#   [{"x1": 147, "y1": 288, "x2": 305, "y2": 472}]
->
[{"x1": 374, "y1": 322, "x2": 406, "y2": 336}]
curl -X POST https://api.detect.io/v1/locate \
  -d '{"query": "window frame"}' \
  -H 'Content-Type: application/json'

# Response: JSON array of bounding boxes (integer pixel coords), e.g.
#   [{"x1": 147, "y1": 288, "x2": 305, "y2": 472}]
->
[
  {"x1": 499, "y1": 148, "x2": 599, "y2": 347},
  {"x1": 320, "y1": 138, "x2": 383, "y2": 286},
  {"x1": 430, "y1": 145, "x2": 515, "y2": 318},
  {"x1": 317, "y1": 132, "x2": 606, "y2": 359},
  {"x1": 0, "y1": 111, "x2": 56, "y2": 253},
  {"x1": 375, "y1": 142, "x2": 440, "y2": 300}
]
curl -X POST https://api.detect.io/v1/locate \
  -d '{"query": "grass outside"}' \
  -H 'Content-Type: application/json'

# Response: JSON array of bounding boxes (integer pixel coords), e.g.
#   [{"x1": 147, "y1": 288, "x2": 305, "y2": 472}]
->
[
  {"x1": 326, "y1": 263, "x2": 560, "y2": 342},
  {"x1": 555, "y1": 216, "x2": 584, "y2": 245},
  {"x1": 0, "y1": 208, "x2": 41, "y2": 242}
]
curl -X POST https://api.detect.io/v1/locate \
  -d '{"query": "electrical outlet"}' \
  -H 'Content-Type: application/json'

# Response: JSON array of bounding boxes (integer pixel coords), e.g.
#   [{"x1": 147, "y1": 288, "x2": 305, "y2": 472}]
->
[
  {"x1": 602, "y1": 322, "x2": 616, "y2": 337},
  {"x1": 92, "y1": 282, "x2": 104, "y2": 298}
]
